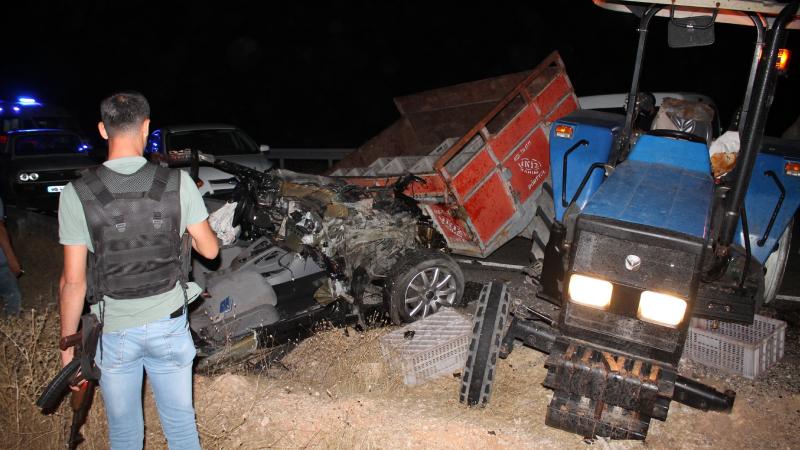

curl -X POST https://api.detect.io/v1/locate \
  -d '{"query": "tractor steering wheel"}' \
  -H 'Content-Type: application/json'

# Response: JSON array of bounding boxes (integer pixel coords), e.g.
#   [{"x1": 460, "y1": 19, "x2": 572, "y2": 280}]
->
[{"x1": 647, "y1": 129, "x2": 707, "y2": 144}]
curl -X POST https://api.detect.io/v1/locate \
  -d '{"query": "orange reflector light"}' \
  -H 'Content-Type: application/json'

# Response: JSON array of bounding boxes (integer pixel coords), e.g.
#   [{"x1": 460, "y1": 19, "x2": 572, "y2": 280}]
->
[
  {"x1": 786, "y1": 161, "x2": 800, "y2": 177},
  {"x1": 776, "y1": 48, "x2": 790, "y2": 73},
  {"x1": 555, "y1": 124, "x2": 574, "y2": 139}
]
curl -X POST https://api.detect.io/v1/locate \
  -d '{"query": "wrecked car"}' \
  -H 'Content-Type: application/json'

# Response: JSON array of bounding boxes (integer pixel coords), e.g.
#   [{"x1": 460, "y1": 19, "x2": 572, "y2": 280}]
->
[{"x1": 188, "y1": 153, "x2": 464, "y2": 366}]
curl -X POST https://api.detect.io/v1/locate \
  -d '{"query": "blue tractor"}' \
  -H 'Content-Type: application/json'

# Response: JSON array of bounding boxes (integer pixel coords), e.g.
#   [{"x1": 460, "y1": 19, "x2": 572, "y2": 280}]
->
[{"x1": 461, "y1": 0, "x2": 800, "y2": 440}]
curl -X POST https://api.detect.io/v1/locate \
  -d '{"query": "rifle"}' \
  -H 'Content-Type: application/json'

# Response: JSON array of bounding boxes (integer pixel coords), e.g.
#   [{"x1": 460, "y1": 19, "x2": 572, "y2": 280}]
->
[{"x1": 36, "y1": 314, "x2": 102, "y2": 449}]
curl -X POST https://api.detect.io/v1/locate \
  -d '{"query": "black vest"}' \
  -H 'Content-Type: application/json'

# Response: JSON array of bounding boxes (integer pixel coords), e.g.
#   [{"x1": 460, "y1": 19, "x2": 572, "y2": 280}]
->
[{"x1": 73, "y1": 162, "x2": 186, "y2": 303}]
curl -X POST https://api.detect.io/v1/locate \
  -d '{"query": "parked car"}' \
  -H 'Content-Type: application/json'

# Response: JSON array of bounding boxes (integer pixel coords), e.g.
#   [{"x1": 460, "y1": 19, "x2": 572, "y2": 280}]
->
[
  {"x1": 0, "y1": 129, "x2": 98, "y2": 211},
  {"x1": 145, "y1": 124, "x2": 271, "y2": 197}
]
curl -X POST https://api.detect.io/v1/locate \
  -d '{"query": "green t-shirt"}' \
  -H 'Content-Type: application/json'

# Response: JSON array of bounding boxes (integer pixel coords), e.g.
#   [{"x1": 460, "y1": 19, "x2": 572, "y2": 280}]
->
[{"x1": 58, "y1": 156, "x2": 208, "y2": 333}]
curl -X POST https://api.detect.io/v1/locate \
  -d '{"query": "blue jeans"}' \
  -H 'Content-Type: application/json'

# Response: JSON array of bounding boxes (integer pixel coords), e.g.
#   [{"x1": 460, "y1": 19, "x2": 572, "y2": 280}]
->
[
  {"x1": 95, "y1": 315, "x2": 200, "y2": 450},
  {"x1": 0, "y1": 264, "x2": 21, "y2": 315}
]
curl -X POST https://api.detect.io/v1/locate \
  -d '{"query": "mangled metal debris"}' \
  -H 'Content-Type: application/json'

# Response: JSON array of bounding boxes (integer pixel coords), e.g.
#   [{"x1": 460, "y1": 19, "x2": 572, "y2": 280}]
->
[{"x1": 189, "y1": 155, "x2": 464, "y2": 364}]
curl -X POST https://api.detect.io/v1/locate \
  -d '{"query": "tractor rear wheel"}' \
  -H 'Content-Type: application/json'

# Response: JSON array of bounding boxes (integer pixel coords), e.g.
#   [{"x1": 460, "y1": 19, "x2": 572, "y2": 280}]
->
[
  {"x1": 763, "y1": 219, "x2": 793, "y2": 304},
  {"x1": 529, "y1": 180, "x2": 555, "y2": 261}
]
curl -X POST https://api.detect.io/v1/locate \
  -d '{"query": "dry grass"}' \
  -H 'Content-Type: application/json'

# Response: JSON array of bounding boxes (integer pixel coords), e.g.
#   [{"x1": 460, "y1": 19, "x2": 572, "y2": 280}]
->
[
  {"x1": 0, "y1": 308, "x2": 107, "y2": 450},
  {"x1": 268, "y1": 324, "x2": 398, "y2": 395}
]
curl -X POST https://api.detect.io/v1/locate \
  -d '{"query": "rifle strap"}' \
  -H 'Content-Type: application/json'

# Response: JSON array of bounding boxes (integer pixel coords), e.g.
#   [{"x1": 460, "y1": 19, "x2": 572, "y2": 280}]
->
[{"x1": 80, "y1": 314, "x2": 102, "y2": 381}]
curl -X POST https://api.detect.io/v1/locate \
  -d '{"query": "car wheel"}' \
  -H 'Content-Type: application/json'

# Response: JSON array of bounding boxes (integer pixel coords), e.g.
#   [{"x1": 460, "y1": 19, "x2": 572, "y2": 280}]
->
[
  {"x1": 460, "y1": 282, "x2": 510, "y2": 407},
  {"x1": 386, "y1": 249, "x2": 464, "y2": 324},
  {"x1": 763, "y1": 219, "x2": 792, "y2": 304}
]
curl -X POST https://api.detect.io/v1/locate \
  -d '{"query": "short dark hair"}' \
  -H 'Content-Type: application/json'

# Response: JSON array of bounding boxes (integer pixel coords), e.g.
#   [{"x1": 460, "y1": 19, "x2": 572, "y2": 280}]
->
[{"x1": 100, "y1": 91, "x2": 150, "y2": 137}]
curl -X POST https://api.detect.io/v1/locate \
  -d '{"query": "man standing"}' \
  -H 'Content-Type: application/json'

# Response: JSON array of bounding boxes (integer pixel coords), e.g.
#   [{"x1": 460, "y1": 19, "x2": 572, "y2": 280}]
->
[
  {"x1": 58, "y1": 92, "x2": 219, "y2": 449},
  {"x1": 0, "y1": 195, "x2": 23, "y2": 316}
]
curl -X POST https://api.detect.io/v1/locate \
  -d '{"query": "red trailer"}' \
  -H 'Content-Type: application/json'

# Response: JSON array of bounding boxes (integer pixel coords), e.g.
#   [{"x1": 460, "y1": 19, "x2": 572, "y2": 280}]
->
[{"x1": 331, "y1": 52, "x2": 578, "y2": 258}]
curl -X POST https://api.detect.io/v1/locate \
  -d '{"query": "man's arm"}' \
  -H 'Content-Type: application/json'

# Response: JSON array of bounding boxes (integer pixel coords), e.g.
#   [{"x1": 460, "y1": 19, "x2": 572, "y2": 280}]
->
[
  {"x1": 0, "y1": 220, "x2": 21, "y2": 276},
  {"x1": 187, "y1": 220, "x2": 219, "y2": 260},
  {"x1": 60, "y1": 245, "x2": 88, "y2": 368}
]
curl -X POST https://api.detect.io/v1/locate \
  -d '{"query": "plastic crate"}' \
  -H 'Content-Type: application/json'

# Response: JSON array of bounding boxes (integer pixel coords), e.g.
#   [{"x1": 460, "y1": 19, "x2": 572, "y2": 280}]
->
[
  {"x1": 684, "y1": 314, "x2": 786, "y2": 379},
  {"x1": 379, "y1": 309, "x2": 472, "y2": 386}
]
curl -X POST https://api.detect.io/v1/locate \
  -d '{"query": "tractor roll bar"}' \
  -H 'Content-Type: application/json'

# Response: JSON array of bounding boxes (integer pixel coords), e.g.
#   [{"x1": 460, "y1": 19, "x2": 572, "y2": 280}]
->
[
  {"x1": 618, "y1": 4, "x2": 662, "y2": 162},
  {"x1": 718, "y1": 0, "x2": 800, "y2": 249},
  {"x1": 739, "y1": 13, "x2": 767, "y2": 133}
]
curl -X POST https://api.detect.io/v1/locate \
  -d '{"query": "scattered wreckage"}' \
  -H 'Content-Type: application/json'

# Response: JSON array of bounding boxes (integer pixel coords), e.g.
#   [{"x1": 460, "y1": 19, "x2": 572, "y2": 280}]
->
[
  {"x1": 324, "y1": 0, "x2": 800, "y2": 441},
  {"x1": 186, "y1": 0, "x2": 799, "y2": 440},
  {"x1": 188, "y1": 154, "x2": 464, "y2": 367}
]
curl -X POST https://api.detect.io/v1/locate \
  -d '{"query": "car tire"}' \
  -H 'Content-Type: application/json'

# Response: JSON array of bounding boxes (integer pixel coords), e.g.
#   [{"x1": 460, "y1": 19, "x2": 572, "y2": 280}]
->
[
  {"x1": 386, "y1": 249, "x2": 464, "y2": 324},
  {"x1": 763, "y1": 219, "x2": 792, "y2": 304},
  {"x1": 460, "y1": 282, "x2": 510, "y2": 407}
]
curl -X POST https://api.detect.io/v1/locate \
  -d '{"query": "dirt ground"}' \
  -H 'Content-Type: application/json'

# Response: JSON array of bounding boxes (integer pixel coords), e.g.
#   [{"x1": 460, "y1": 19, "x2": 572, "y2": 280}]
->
[{"x1": 1, "y1": 217, "x2": 799, "y2": 449}]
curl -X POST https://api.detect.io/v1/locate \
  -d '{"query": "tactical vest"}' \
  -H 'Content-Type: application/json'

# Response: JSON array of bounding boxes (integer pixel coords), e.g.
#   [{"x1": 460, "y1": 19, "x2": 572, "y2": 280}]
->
[{"x1": 73, "y1": 163, "x2": 187, "y2": 303}]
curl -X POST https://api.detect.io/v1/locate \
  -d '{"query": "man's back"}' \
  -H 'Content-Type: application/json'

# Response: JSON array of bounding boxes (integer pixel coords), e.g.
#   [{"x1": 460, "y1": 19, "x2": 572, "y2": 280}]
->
[{"x1": 58, "y1": 156, "x2": 207, "y2": 332}]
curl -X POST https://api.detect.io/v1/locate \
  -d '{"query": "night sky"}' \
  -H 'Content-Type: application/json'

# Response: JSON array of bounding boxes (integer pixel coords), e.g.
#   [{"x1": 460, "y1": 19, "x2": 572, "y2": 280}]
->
[{"x1": 2, "y1": 1, "x2": 798, "y2": 148}]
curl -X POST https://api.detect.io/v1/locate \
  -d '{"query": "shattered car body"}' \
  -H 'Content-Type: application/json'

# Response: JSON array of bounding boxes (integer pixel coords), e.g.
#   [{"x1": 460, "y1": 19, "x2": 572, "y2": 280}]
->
[
  {"x1": 189, "y1": 155, "x2": 464, "y2": 365},
  {"x1": 274, "y1": 171, "x2": 422, "y2": 299}
]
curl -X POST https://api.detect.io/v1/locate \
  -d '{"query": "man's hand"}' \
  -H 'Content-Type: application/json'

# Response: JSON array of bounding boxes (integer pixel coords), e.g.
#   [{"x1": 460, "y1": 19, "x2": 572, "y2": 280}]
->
[{"x1": 8, "y1": 258, "x2": 22, "y2": 277}]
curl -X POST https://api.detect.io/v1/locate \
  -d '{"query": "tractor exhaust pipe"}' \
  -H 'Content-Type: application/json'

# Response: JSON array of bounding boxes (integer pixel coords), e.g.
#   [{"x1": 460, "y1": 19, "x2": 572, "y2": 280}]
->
[{"x1": 718, "y1": 0, "x2": 799, "y2": 249}]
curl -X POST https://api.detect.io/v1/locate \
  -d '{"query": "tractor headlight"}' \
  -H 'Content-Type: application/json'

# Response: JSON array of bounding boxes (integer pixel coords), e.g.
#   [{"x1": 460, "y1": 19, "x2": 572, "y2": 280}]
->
[
  {"x1": 568, "y1": 274, "x2": 613, "y2": 309},
  {"x1": 637, "y1": 291, "x2": 687, "y2": 328}
]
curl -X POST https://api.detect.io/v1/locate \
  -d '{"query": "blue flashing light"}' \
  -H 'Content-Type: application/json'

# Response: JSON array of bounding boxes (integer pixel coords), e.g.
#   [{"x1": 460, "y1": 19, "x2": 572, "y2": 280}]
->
[
  {"x1": 12, "y1": 106, "x2": 20, "y2": 112},
  {"x1": 17, "y1": 97, "x2": 39, "y2": 105},
  {"x1": 0, "y1": 107, "x2": 3, "y2": 113}
]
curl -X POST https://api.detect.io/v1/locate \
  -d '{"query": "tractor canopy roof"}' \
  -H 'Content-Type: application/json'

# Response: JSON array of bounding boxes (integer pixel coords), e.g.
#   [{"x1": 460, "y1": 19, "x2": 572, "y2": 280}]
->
[{"x1": 594, "y1": 0, "x2": 800, "y2": 29}]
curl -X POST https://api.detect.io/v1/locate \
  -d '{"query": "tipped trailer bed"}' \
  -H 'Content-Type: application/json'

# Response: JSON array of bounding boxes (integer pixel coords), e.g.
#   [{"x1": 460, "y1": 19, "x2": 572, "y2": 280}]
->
[{"x1": 331, "y1": 52, "x2": 578, "y2": 258}]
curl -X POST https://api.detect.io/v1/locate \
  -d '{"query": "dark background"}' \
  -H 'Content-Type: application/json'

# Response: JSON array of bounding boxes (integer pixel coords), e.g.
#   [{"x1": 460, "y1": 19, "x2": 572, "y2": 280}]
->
[{"x1": 1, "y1": 0, "x2": 797, "y2": 147}]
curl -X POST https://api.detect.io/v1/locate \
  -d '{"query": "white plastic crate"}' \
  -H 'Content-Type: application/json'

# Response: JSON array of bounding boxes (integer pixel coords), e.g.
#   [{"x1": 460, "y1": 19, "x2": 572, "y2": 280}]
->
[
  {"x1": 379, "y1": 309, "x2": 472, "y2": 386},
  {"x1": 684, "y1": 314, "x2": 786, "y2": 379}
]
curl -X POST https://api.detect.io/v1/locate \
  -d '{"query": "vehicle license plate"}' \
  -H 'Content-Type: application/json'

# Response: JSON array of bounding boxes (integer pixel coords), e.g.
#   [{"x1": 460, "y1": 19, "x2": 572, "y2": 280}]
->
[{"x1": 47, "y1": 185, "x2": 65, "y2": 193}]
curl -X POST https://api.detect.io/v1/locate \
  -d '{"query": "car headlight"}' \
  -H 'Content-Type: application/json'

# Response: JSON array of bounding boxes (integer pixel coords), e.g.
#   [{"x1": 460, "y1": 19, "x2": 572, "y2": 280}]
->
[
  {"x1": 637, "y1": 291, "x2": 687, "y2": 327},
  {"x1": 568, "y1": 274, "x2": 613, "y2": 309},
  {"x1": 18, "y1": 172, "x2": 39, "y2": 182}
]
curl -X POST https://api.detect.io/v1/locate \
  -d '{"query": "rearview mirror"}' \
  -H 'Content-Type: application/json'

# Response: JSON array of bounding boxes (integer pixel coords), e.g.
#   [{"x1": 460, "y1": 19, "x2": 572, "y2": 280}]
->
[{"x1": 259, "y1": 144, "x2": 270, "y2": 153}]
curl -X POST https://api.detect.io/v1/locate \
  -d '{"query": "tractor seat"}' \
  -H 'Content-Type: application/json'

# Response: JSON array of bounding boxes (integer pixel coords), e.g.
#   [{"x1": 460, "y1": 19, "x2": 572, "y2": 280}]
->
[{"x1": 650, "y1": 97, "x2": 715, "y2": 144}]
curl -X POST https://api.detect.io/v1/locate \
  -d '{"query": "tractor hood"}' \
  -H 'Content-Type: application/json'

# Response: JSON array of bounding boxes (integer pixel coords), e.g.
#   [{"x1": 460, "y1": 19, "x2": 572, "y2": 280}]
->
[{"x1": 580, "y1": 159, "x2": 714, "y2": 241}]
